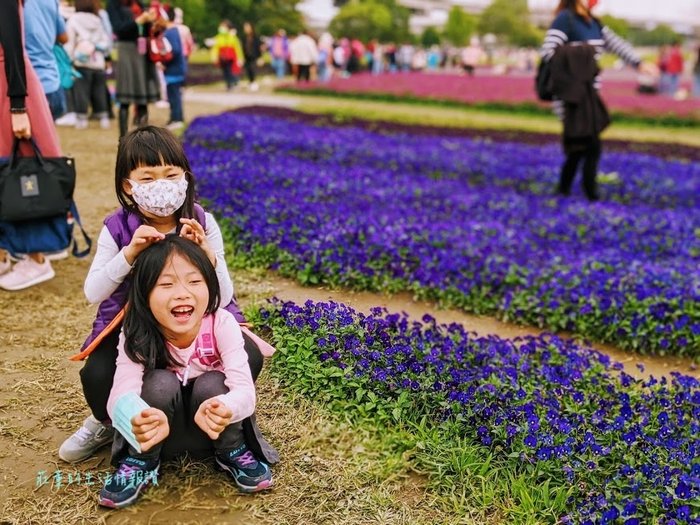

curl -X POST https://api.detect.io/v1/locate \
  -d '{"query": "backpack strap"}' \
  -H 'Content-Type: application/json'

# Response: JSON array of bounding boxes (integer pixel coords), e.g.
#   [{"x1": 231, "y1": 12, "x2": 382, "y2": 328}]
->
[
  {"x1": 68, "y1": 200, "x2": 93, "y2": 258},
  {"x1": 195, "y1": 312, "x2": 221, "y2": 368}
]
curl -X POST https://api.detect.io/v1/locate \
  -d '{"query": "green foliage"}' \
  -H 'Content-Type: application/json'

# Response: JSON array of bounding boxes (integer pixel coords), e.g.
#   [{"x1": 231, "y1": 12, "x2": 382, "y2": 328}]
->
[
  {"x1": 248, "y1": 0, "x2": 305, "y2": 36},
  {"x1": 598, "y1": 14, "x2": 630, "y2": 39},
  {"x1": 330, "y1": 0, "x2": 410, "y2": 43},
  {"x1": 442, "y1": 6, "x2": 477, "y2": 47},
  {"x1": 477, "y1": 0, "x2": 541, "y2": 47},
  {"x1": 420, "y1": 26, "x2": 441, "y2": 47},
  {"x1": 169, "y1": 0, "x2": 304, "y2": 42},
  {"x1": 629, "y1": 23, "x2": 683, "y2": 46}
]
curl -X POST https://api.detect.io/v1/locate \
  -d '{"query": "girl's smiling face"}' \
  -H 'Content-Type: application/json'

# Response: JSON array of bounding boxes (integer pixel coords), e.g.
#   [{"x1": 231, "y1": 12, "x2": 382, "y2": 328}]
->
[{"x1": 149, "y1": 252, "x2": 209, "y2": 348}]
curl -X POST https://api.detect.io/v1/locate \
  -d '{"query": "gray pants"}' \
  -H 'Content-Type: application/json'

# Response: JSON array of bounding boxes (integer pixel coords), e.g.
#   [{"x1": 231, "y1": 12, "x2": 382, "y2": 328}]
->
[{"x1": 112, "y1": 370, "x2": 244, "y2": 464}]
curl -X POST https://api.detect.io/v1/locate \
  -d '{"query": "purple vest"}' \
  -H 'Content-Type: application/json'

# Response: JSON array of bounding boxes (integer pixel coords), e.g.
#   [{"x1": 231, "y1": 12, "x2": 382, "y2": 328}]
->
[{"x1": 80, "y1": 205, "x2": 246, "y2": 351}]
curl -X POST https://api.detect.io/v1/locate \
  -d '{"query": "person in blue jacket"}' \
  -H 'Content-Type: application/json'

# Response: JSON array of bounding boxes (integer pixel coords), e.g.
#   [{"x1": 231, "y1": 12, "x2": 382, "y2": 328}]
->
[{"x1": 156, "y1": 7, "x2": 187, "y2": 130}]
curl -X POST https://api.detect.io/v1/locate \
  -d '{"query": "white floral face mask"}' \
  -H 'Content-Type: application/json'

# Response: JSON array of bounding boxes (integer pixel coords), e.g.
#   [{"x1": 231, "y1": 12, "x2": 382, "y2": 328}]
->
[{"x1": 128, "y1": 177, "x2": 189, "y2": 217}]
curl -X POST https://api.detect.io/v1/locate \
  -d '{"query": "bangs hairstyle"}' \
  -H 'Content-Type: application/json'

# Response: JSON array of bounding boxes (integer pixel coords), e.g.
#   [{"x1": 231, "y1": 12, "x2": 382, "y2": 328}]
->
[
  {"x1": 123, "y1": 235, "x2": 220, "y2": 369},
  {"x1": 115, "y1": 125, "x2": 196, "y2": 222}
]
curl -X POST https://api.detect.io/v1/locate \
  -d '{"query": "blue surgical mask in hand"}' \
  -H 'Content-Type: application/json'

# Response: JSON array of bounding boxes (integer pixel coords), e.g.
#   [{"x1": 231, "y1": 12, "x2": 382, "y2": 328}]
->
[{"x1": 113, "y1": 392, "x2": 151, "y2": 454}]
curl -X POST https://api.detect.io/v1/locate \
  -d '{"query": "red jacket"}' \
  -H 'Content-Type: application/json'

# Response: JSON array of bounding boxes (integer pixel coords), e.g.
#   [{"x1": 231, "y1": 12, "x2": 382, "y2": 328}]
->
[{"x1": 666, "y1": 48, "x2": 684, "y2": 74}]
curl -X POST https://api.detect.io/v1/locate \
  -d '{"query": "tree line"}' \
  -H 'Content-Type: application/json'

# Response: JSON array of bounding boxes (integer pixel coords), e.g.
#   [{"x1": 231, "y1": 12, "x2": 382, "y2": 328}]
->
[{"x1": 170, "y1": 0, "x2": 684, "y2": 47}]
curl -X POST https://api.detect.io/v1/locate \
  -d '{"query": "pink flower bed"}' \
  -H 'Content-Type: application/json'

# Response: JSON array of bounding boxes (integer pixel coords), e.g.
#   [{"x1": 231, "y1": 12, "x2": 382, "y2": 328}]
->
[{"x1": 286, "y1": 72, "x2": 700, "y2": 120}]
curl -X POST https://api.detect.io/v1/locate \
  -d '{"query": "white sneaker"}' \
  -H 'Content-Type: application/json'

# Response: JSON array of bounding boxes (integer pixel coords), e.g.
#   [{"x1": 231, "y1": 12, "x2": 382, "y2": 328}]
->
[
  {"x1": 166, "y1": 121, "x2": 184, "y2": 131},
  {"x1": 55, "y1": 112, "x2": 77, "y2": 126},
  {"x1": 0, "y1": 257, "x2": 11, "y2": 276},
  {"x1": 99, "y1": 117, "x2": 111, "y2": 130},
  {"x1": 0, "y1": 257, "x2": 55, "y2": 291},
  {"x1": 45, "y1": 249, "x2": 69, "y2": 261},
  {"x1": 249, "y1": 82, "x2": 259, "y2": 92},
  {"x1": 155, "y1": 100, "x2": 170, "y2": 108},
  {"x1": 75, "y1": 116, "x2": 89, "y2": 130},
  {"x1": 59, "y1": 415, "x2": 114, "y2": 463}
]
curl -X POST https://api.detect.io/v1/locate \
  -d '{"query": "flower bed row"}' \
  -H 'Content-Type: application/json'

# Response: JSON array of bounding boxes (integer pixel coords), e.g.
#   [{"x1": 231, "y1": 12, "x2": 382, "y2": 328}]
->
[
  {"x1": 279, "y1": 72, "x2": 700, "y2": 126},
  {"x1": 257, "y1": 299, "x2": 700, "y2": 524},
  {"x1": 184, "y1": 112, "x2": 700, "y2": 356}
]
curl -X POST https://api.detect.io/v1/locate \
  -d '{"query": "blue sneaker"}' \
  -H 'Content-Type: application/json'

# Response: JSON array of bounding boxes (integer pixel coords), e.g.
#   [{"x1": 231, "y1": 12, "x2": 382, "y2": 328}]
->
[
  {"x1": 98, "y1": 456, "x2": 160, "y2": 509},
  {"x1": 215, "y1": 444, "x2": 273, "y2": 493}
]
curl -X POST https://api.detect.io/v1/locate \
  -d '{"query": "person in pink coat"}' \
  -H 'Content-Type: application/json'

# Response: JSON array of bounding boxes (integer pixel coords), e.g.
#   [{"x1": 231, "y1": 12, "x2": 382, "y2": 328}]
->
[{"x1": 0, "y1": 0, "x2": 63, "y2": 290}]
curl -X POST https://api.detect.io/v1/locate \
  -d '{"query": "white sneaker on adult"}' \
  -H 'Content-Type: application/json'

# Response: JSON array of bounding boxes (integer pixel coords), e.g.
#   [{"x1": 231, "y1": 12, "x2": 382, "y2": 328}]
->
[
  {"x1": 166, "y1": 121, "x2": 184, "y2": 131},
  {"x1": 249, "y1": 82, "x2": 259, "y2": 92},
  {"x1": 99, "y1": 117, "x2": 111, "y2": 130},
  {"x1": 45, "y1": 249, "x2": 69, "y2": 261},
  {"x1": 59, "y1": 415, "x2": 114, "y2": 463},
  {"x1": 55, "y1": 112, "x2": 77, "y2": 126},
  {"x1": 0, "y1": 257, "x2": 55, "y2": 291}
]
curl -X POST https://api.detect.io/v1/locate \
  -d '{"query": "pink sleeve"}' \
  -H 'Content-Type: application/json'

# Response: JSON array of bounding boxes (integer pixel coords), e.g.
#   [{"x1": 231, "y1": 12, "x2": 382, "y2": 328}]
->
[
  {"x1": 214, "y1": 310, "x2": 256, "y2": 422},
  {"x1": 106, "y1": 331, "x2": 146, "y2": 421}
]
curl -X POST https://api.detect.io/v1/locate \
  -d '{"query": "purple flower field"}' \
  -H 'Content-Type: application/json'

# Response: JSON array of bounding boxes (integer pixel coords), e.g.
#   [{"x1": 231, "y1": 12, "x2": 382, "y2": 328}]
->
[
  {"x1": 184, "y1": 112, "x2": 700, "y2": 357},
  {"x1": 260, "y1": 299, "x2": 700, "y2": 524}
]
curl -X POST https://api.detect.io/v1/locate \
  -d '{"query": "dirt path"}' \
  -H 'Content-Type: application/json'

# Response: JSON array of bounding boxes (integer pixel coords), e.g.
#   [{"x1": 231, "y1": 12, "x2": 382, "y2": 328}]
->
[{"x1": 0, "y1": 94, "x2": 695, "y2": 525}]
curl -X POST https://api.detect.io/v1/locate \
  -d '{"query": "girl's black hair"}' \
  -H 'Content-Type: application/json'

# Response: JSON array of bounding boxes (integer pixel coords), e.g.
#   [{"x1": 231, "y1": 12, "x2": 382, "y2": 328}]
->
[
  {"x1": 115, "y1": 125, "x2": 196, "y2": 224},
  {"x1": 123, "y1": 235, "x2": 220, "y2": 369}
]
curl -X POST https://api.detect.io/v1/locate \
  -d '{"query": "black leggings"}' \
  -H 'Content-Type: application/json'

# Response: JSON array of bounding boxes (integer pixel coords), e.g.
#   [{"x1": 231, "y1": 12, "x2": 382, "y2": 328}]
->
[
  {"x1": 118, "y1": 104, "x2": 148, "y2": 138},
  {"x1": 558, "y1": 137, "x2": 602, "y2": 201},
  {"x1": 80, "y1": 325, "x2": 264, "y2": 423}
]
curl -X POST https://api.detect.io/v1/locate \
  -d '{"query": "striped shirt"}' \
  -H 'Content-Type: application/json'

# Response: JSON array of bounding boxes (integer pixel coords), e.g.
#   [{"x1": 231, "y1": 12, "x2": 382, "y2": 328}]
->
[{"x1": 540, "y1": 9, "x2": 640, "y2": 117}]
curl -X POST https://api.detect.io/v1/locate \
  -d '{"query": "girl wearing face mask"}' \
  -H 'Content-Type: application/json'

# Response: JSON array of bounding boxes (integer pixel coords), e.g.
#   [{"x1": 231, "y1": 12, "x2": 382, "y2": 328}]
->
[{"x1": 60, "y1": 126, "x2": 278, "y2": 471}]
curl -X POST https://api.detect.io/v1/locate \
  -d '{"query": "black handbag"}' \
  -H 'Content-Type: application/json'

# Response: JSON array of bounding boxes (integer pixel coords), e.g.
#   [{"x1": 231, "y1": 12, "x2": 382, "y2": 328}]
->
[{"x1": 0, "y1": 138, "x2": 76, "y2": 222}]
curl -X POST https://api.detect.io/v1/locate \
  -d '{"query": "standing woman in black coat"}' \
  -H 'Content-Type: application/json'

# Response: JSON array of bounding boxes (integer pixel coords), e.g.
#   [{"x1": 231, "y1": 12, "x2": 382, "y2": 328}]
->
[
  {"x1": 242, "y1": 21, "x2": 261, "y2": 92},
  {"x1": 540, "y1": 0, "x2": 657, "y2": 201},
  {"x1": 107, "y1": 0, "x2": 160, "y2": 138}
]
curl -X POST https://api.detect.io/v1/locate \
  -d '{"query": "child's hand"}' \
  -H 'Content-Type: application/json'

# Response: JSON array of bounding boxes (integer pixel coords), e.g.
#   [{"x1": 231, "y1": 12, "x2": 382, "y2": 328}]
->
[
  {"x1": 132, "y1": 408, "x2": 170, "y2": 452},
  {"x1": 124, "y1": 225, "x2": 165, "y2": 264},
  {"x1": 194, "y1": 398, "x2": 233, "y2": 440},
  {"x1": 179, "y1": 218, "x2": 216, "y2": 266}
]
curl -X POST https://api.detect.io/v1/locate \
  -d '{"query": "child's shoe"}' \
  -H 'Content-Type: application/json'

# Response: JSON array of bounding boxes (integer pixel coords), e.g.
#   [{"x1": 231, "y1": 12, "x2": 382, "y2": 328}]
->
[
  {"x1": 98, "y1": 456, "x2": 160, "y2": 509},
  {"x1": 59, "y1": 415, "x2": 114, "y2": 463},
  {"x1": 215, "y1": 444, "x2": 273, "y2": 493}
]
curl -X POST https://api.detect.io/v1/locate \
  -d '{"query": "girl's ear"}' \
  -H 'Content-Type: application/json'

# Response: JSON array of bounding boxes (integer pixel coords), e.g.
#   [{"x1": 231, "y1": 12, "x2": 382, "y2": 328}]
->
[{"x1": 123, "y1": 178, "x2": 134, "y2": 196}]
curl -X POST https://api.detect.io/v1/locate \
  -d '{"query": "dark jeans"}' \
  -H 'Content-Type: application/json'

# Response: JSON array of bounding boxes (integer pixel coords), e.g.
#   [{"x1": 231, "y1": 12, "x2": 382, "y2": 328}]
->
[
  {"x1": 296, "y1": 64, "x2": 311, "y2": 82},
  {"x1": 115, "y1": 370, "x2": 245, "y2": 463},
  {"x1": 220, "y1": 60, "x2": 237, "y2": 89},
  {"x1": 166, "y1": 81, "x2": 184, "y2": 123},
  {"x1": 559, "y1": 136, "x2": 602, "y2": 201},
  {"x1": 73, "y1": 67, "x2": 109, "y2": 118},
  {"x1": 244, "y1": 60, "x2": 256, "y2": 83},
  {"x1": 80, "y1": 325, "x2": 263, "y2": 423},
  {"x1": 46, "y1": 88, "x2": 67, "y2": 120}
]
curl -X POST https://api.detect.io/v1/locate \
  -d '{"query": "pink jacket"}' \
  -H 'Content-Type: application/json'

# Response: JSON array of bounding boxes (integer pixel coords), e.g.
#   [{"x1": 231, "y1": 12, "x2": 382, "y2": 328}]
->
[{"x1": 107, "y1": 309, "x2": 256, "y2": 423}]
